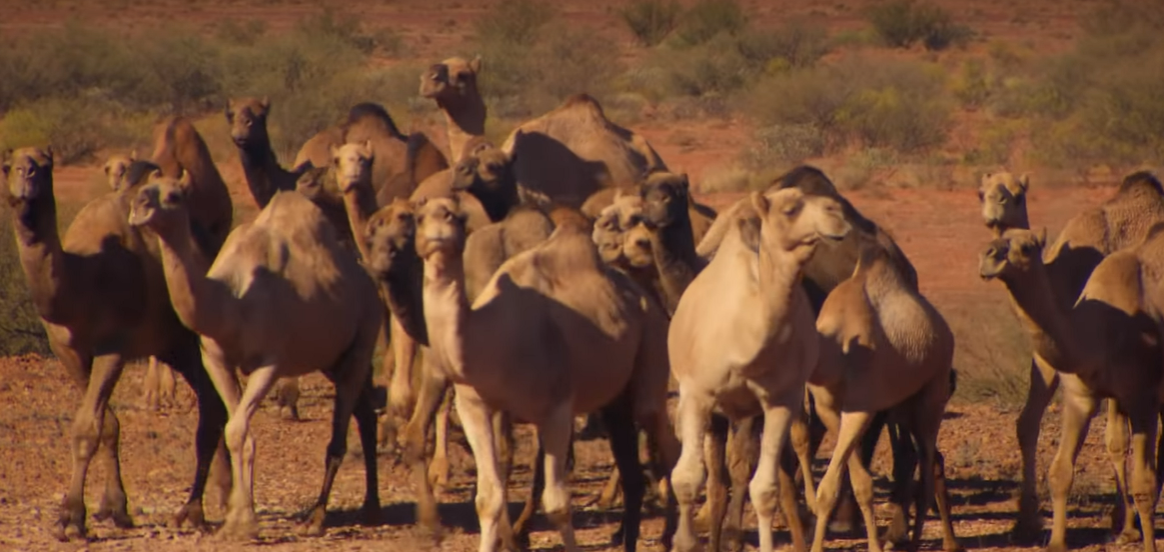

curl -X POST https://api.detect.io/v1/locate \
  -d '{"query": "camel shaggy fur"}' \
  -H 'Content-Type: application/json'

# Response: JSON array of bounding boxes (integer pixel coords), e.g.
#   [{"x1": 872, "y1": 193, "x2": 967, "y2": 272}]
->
[
  {"x1": 979, "y1": 214, "x2": 1164, "y2": 552},
  {"x1": 809, "y1": 242, "x2": 960, "y2": 552},
  {"x1": 414, "y1": 196, "x2": 679, "y2": 552},
  {"x1": 128, "y1": 175, "x2": 383, "y2": 540},
  {"x1": 668, "y1": 188, "x2": 851, "y2": 552},
  {"x1": 3, "y1": 146, "x2": 229, "y2": 540},
  {"x1": 976, "y1": 171, "x2": 1164, "y2": 541}
]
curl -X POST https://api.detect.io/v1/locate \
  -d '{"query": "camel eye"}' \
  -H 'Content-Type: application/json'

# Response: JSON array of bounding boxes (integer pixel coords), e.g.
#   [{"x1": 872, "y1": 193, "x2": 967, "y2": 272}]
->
[
  {"x1": 977, "y1": 190, "x2": 985, "y2": 201},
  {"x1": 166, "y1": 192, "x2": 182, "y2": 204},
  {"x1": 443, "y1": 211, "x2": 454, "y2": 222}
]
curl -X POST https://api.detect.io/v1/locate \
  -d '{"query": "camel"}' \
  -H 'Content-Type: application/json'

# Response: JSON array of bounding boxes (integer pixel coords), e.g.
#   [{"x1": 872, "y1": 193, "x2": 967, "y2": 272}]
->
[
  {"x1": 2, "y1": 146, "x2": 229, "y2": 540},
  {"x1": 593, "y1": 193, "x2": 661, "y2": 302},
  {"x1": 293, "y1": 102, "x2": 449, "y2": 207},
  {"x1": 809, "y1": 241, "x2": 961, "y2": 552},
  {"x1": 979, "y1": 216, "x2": 1164, "y2": 552},
  {"x1": 975, "y1": 171, "x2": 1164, "y2": 541},
  {"x1": 149, "y1": 116, "x2": 233, "y2": 256},
  {"x1": 583, "y1": 179, "x2": 717, "y2": 243},
  {"x1": 103, "y1": 151, "x2": 137, "y2": 192},
  {"x1": 127, "y1": 174, "x2": 383, "y2": 539},
  {"x1": 413, "y1": 195, "x2": 679, "y2": 552},
  {"x1": 668, "y1": 188, "x2": 850, "y2": 552},
  {"x1": 420, "y1": 56, "x2": 486, "y2": 165}
]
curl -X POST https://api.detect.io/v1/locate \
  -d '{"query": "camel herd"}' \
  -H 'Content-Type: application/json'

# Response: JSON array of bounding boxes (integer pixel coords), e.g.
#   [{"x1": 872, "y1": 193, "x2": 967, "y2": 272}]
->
[{"x1": 3, "y1": 54, "x2": 1164, "y2": 552}]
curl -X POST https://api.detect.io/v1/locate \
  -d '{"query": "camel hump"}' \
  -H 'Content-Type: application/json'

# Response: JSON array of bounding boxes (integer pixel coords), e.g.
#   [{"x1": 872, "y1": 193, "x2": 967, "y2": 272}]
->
[
  {"x1": 1118, "y1": 170, "x2": 1164, "y2": 196},
  {"x1": 559, "y1": 93, "x2": 605, "y2": 118},
  {"x1": 346, "y1": 102, "x2": 405, "y2": 139},
  {"x1": 255, "y1": 190, "x2": 336, "y2": 242}
]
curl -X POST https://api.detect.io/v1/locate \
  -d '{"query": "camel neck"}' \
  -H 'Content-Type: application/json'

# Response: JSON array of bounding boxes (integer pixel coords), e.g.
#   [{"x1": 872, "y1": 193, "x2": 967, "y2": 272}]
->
[
  {"x1": 477, "y1": 184, "x2": 521, "y2": 223},
  {"x1": 151, "y1": 219, "x2": 235, "y2": 341},
  {"x1": 756, "y1": 243, "x2": 807, "y2": 331},
  {"x1": 382, "y1": 251, "x2": 429, "y2": 345},
  {"x1": 340, "y1": 184, "x2": 379, "y2": 262},
  {"x1": 438, "y1": 95, "x2": 486, "y2": 164},
  {"x1": 11, "y1": 191, "x2": 72, "y2": 324},
  {"x1": 1002, "y1": 266, "x2": 1077, "y2": 372},
  {"x1": 650, "y1": 217, "x2": 704, "y2": 315},
  {"x1": 422, "y1": 250, "x2": 472, "y2": 380},
  {"x1": 238, "y1": 138, "x2": 294, "y2": 209}
]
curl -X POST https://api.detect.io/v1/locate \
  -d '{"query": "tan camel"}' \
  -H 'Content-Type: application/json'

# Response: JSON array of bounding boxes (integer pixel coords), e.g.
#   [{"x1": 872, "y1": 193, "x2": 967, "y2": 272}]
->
[
  {"x1": 979, "y1": 215, "x2": 1164, "y2": 552},
  {"x1": 809, "y1": 242, "x2": 961, "y2": 552},
  {"x1": 414, "y1": 195, "x2": 679, "y2": 552},
  {"x1": 583, "y1": 178, "x2": 716, "y2": 243},
  {"x1": 976, "y1": 171, "x2": 1164, "y2": 541},
  {"x1": 668, "y1": 188, "x2": 851, "y2": 552},
  {"x1": 103, "y1": 152, "x2": 182, "y2": 410},
  {"x1": 2, "y1": 146, "x2": 230, "y2": 540},
  {"x1": 420, "y1": 56, "x2": 485, "y2": 164},
  {"x1": 293, "y1": 102, "x2": 449, "y2": 206},
  {"x1": 128, "y1": 174, "x2": 383, "y2": 539}
]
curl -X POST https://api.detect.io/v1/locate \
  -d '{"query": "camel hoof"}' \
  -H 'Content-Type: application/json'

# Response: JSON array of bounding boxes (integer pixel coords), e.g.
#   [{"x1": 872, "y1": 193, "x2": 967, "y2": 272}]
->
[
  {"x1": 427, "y1": 457, "x2": 450, "y2": 491},
  {"x1": 218, "y1": 519, "x2": 259, "y2": 541},
  {"x1": 280, "y1": 405, "x2": 300, "y2": 422},
  {"x1": 673, "y1": 530, "x2": 704, "y2": 552},
  {"x1": 360, "y1": 500, "x2": 382, "y2": 527},
  {"x1": 53, "y1": 515, "x2": 87, "y2": 542},
  {"x1": 94, "y1": 496, "x2": 134, "y2": 529},
  {"x1": 883, "y1": 514, "x2": 909, "y2": 546},
  {"x1": 1112, "y1": 528, "x2": 1142, "y2": 545},
  {"x1": 171, "y1": 502, "x2": 207, "y2": 530},
  {"x1": 1044, "y1": 542, "x2": 1068, "y2": 552},
  {"x1": 297, "y1": 505, "x2": 327, "y2": 537},
  {"x1": 1009, "y1": 517, "x2": 1044, "y2": 545},
  {"x1": 609, "y1": 525, "x2": 625, "y2": 547},
  {"x1": 943, "y1": 539, "x2": 966, "y2": 552}
]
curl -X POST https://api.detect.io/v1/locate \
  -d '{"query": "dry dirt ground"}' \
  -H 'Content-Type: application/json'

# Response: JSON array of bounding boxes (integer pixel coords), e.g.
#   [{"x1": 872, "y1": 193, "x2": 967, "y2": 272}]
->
[{"x1": 2, "y1": 0, "x2": 1162, "y2": 550}]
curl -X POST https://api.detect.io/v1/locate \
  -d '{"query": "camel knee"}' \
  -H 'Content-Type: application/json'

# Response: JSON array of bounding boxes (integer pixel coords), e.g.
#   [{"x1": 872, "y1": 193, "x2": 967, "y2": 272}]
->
[
  {"x1": 542, "y1": 483, "x2": 572, "y2": 526},
  {"x1": 223, "y1": 417, "x2": 249, "y2": 456},
  {"x1": 474, "y1": 478, "x2": 504, "y2": 521},
  {"x1": 671, "y1": 459, "x2": 705, "y2": 505},
  {"x1": 748, "y1": 475, "x2": 778, "y2": 518},
  {"x1": 1047, "y1": 458, "x2": 1074, "y2": 498}
]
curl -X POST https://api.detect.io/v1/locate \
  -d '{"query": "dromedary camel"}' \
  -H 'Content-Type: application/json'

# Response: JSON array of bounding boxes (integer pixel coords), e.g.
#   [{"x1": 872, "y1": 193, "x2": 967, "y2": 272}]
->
[
  {"x1": 669, "y1": 188, "x2": 851, "y2": 552},
  {"x1": 225, "y1": 96, "x2": 310, "y2": 420},
  {"x1": 979, "y1": 214, "x2": 1164, "y2": 552},
  {"x1": 976, "y1": 170, "x2": 1164, "y2": 541},
  {"x1": 420, "y1": 56, "x2": 486, "y2": 165},
  {"x1": 104, "y1": 151, "x2": 182, "y2": 410},
  {"x1": 293, "y1": 102, "x2": 449, "y2": 207},
  {"x1": 413, "y1": 195, "x2": 679, "y2": 552},
  {"x1": 2, "y1": 145, "x2": 229, "y2": 541},
  {"x1": 128, "y1": 174, "x2": 383, "y2": 540},
  {"x1": 809, "y1": 241, "x2": 961, "y2": 552}
]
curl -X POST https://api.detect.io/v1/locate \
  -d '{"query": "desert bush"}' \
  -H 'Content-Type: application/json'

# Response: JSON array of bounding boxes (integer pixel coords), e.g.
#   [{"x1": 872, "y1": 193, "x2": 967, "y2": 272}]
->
[
  {"x1": 475, "y1": 0, "x2": 555, "y2": 47},
  {"x1": 0, "y1": 97, "x2": 148, "y2": 165},
  {"x1": 962, "y1": 120, "x2": 1022, "y2": 166},
  {"x1": 735, "y1": 18, "x2": 831, "y2": 69},
  {"x1": 621, "y1": 0, "x2": 683, "y2": 47},
  {"x1": 294, "y1": 7, "x2": 402, "y2": 56},
  {"x1": 950, "y1": 58, "x2": 993, "y2": 108},
  {"x1": 746, "y1": 124, "x2": 827, "y2": 165},
  {"x1": 673, "y1": 0, "x2": 746, "y2": 47},
  {"x1": 0, "y1": 215, "x2": 50, "y2": 356},
  {"x1": 214, "y1": 18, "x2": 269, "y2": 47},
  {"x1": 865, "y1": 0, "x2": 972, "y2": 51}
]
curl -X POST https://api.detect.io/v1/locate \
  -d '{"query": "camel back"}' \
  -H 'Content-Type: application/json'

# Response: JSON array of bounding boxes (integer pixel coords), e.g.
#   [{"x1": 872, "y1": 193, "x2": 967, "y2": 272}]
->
[{"x1": 149, "y1": 116, "x2": 233, "y2": 257}]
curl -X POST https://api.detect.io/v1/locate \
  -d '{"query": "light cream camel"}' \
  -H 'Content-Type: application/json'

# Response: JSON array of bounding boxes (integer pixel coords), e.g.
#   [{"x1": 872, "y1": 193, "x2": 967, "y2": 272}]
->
[
  {"x1": 976, "y1": 171, "x2": 1164, "y2": 541},
  {"x1": 420, "y1": 56, "x2": 485, "y2": 164},
  {"x1": 2, "y1": 146, "x2": 229, "y2": 540},
  {"x1": 414, "y1": 195, "x2": 679, "y2": 552},
  {"x1": 809, "y1": 242, "x2": 961, "y2": 552},
  {"x1": 979, "y1": 215, "x2": 1164, "y2": 552},
  {"x1": 103, "y1": 151, "x2": 137, "y2": 193},
  {"x1": 128, "y1": 175, "x2": 383, "y2": 539},
  {"x1": 668, "y1": 188, "x2": 851, "y2": 552}
]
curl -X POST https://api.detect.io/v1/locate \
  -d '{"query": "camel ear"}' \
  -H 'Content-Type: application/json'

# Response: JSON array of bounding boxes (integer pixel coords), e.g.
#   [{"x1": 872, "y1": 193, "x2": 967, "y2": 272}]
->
[
  {"x1": 329, "y1": 144, "x2": 340, "y2": 160},
  {"x1": 224, "y1": 100, "x2": 234, "y2": 121},
  {"x1": 679, "y1": 173, "x2": 690, "y2": 191},
  {"x1": 1019, "y1": 173, "x2": 1030, "y2": 192},
  {"x1": 750, "y1": 191, "x2": 770, "y2": 218},
  {"x1": 2, "y1": 150, "x2": 11, "y2": 176},
  {"x1": 1035, "y1": 227, "x2": 1047, "y2": 248},
  {"x1": 130, "y1": 148, "x2": 138, "y2": 161},
  {"x1": 151, "y1": 168, "x2": 164, "y2": 181},
  {"x1": 469, "y1": 54, "x2": 482, "y2": 74},
  {"x1": 43, "y1": 146, "x2": 54, "y2": 166},
  {"x1": 260, "y1": 96, "x2": 270, "y2": 111},
  {"x1": 737, "y1": 214, "x2": 762, "y2": 252},
  {"x1": 362, "y1": 139, "x2": 374, "y2": 158},
  {"x1": 178, "y1": 168, "x2": 192, "y2": 189}
]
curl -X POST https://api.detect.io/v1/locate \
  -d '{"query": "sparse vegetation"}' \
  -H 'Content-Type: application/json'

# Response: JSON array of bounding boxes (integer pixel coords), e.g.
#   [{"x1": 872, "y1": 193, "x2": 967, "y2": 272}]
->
[
  {"x1": 865, "y1": 0, "x2": 973, "y2": 51},
  {"x1": 621, "y1": 0, "x2": 683, "y2": 47},
  {"x1": 672, "y1": 0, "x2": 746, "y2": 47}
]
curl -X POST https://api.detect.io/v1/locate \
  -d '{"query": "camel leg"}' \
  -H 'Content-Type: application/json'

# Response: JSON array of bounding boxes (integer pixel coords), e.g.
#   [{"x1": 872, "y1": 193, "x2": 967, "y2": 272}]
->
[
  {"x1": 381, "y1": 314, "x2": 417, "y2": 451},
  {"x1": 671, "y1": 389, "x2": 713, "y2": 552},
  {"x1": 1103, "y1": 399, "x2": 1139, "y2": 544},
  {"x1": 811, "y1": 405, "x2": 875, "y2": 552},
  {"x1": 1014, "y1": 356, "x2": 1058, "y2": 542},
  {"x1": 725, "y1": 415, "x2": 759, "y2": 552},
  {"x1": 704, "y1": 414, "x2": 730, "y2": 552},
  {"x1": 637, "y1": 403, "x2": 680, "y2": 551},
  {"x1": 143, "y1": 356, "x2": 160, "y2": 411},
  {"x1": 91, "y1": 403, "x2": 132, "y2": 529},
  {"x1": 428, "y1": 385, "x2": 453, "y2": 493},
  {"x1": 275, "y1": 377, "x2": 301, "y2": 422},
  {"x1": 156, "y1": 359, "x2": 177, "y2": 409},
  {"x1": 602, "y1": 392, "x2": 647, "y2": 552},
  {"x1": 846, "y1": 440, "x2": 882, "y2": 552},
  {"x1": 790, "y1": 408, "x2": 816, "y2": 513},
  {"x1": 1046, "y1": 379, "x2": 1097, "y2": 552},
  {"x1": 403, "y1": 361, "x2": 450, "y2": 538},
  {"x1": 751, "y1": 389, "x2": 802, "y2": 552},
  {"x1": 1125, "y1": 401, "x2": 1159, "y2": 552},
  {"x1": 906, "y1": 381, "x2": 948, "y2": 552},
  {"x1": 778, "y1": 429, "x2": 809, "y2": 552},
  {"x1": 882, "y1": 418, "x2": 915, "y2": 546},
  {"x1": 56, "y1": 351, "x2": 126, "y2": 541},
  {"x1": 597, "y1": 465, "x2": 623, "y2": 508},
  {"x1": 453, "y1": 387, "x2": 514, "y2": 552},
  {"x1": 538, "y1": 403, "x2": 581, "y2": 552},
  {"x1": 164, "y1": 337, "x2": 230, "y2": 529},
  {"x1": 932, "y1": 450, "x2": 964, "y2": 552}
]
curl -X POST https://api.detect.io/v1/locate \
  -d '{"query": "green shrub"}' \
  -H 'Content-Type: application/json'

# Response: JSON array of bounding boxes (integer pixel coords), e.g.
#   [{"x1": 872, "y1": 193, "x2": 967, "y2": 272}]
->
[
  {"x1": 735, "y1": 18, "x2": 831, "y2": 69},
  {"x1": 0, "y1": 215, "x2": 50, "y2": 357},
  {"x1": 673, "y1": 0, "x2": 746, "y2": 47},
  {"x1": 474, "y1": 0, "x2": 555, "y2": 47},
  {"x1": 746, "y1": 124, "x2": 826, "y2": 165},
  {"x1": 621, "y1": 0, "x2": 683, "y2": 46},
  {"x1": 0, "y1": 97, "x2": 147, "y2": 165},
  {"x1": 866, "y1": 0, "x2": 972, "y2": 51}
]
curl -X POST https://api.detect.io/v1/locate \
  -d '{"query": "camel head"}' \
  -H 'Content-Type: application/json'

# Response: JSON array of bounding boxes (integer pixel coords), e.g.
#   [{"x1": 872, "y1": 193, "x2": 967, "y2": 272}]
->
[
  {"x1": 451, "y1": 139, "x2": 513, "y2": 198},
  {"x1": 2, "y1": 147, "x2": 55, "y2": 209},
  {"x1": 978, "y1": 228, "x2": 1047, "y2": 281},
  {"x1": 749, "y1": 188, "x2": 850, "y2": 262},
  {"x1": 103, "y1": 151, "x2": 137, "y2": 192},
  {"x1": 640, "y1": 171, "x2": 691, "y2": 229},
  {"x1": 364, "y1": 198, "x2": 418, "y2": 278},
  {"x1": 415, "y1": 196, "x2": 468, "y2": 260},
  {"x1": 295, "y1": 166, "x2": 340, "y2": 205},
  {"x1": 593, "y1": 194, "x2": 653, "y2": 268},
  {"x1": 420, "y1": 56, "x2": 482, "y2": 103},
  {"x1": 978, "y1": 171, "x2": 1029, "y2": 236},
  {"x1": 225, "y1": 97, "x2": 271, "y2": 150},
  {"x1": 128, "y1": 169, "x2": 192, "y2": 230},
  {"x1": 330, "y1": 140, "x2": 375, "y2": 194}
]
